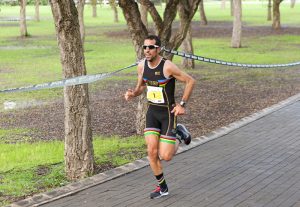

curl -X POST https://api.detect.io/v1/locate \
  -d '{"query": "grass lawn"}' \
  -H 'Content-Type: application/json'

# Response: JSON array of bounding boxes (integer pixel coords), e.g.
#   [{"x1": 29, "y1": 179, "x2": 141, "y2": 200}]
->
[
  {"x1": 0, "y1": 135, "x2": 146, "y2": 205},
  {"x1": 0, "y1": 2, "x2": 300, "y2": 206}
]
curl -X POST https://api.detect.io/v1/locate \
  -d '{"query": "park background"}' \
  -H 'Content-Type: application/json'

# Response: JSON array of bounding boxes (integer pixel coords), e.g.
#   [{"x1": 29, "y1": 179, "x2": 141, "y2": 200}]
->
[{"x1": 0, "y1": 0, "x2": 300, "y2": 205}]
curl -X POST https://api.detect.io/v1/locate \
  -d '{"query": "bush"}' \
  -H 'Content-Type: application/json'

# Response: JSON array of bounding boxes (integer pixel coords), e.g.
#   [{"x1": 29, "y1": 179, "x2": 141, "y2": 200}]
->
[
  {"x1": 27, "y1": 0, "x2": 49, "y2": 5},
  {"x1": 0, "y1": 0, "x2": 18, "y2": 6},
  {"x1": 0, "y1": 0, "x2": 49, "y2": 6}
]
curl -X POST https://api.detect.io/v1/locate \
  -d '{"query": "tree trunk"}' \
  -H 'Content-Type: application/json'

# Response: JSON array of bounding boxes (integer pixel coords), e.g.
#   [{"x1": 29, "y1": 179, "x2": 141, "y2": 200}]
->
[
  {"x1": 272, "y1": 0, "x2": 281, "y2": 29},
  {"x1": 180, "y1": 26, "x2": 194, "y2": 69},
  {"x1": 221, "y1": 0, "x2": 226, "y2": 9},
  {"x1": 199, "y1": 0, "x2": 207, "y2": 25},
  {"x1": 231, "y1": 0, "x2": 242, "y2": 48},
  {"x1": 49, "y1": 0, "x2": 94, "y2": 181},
  {"x1": 291, "y1": 0, "x2": 296, "y2": 8},
  {"x1": 140, "y1": 4, "x2": 148, "y2": 29},
  {"x1": 19, "y1": 0, "x2": 28, "y2": 37},
  {"x1": 119, "y1": 0, "x2": 148, "y2": 134},
  {"x1": 110, "y1": 0, "x2": 119, "y2": 23},
  {"x1": 178, "y1": 1, "x2": 194, "y2": 69},
  {"x1": 267, "y1": 0, "x2": 272, "y2": 21},
  {"x1": 91, "y1": 0, "x2": 97, "y2": 17},
  {"x1": 163, "y1": 0, "x2": 200, "y2": 59},
  {"x1": 77, "y1": 0, "x2": 85, "y2": 45},
  {"x1": 119, "y1": 0, "x2": 201, "y2": 134},
  {"x1": 230, "y1": 0, "x2": 234, "y2": 16},
  {"x1": 35, "y1": 0, "x2": 40, "y2": 22}
]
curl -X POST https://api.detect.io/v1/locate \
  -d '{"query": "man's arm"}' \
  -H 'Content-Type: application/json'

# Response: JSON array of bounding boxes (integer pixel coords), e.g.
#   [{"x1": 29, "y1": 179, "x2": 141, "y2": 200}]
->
[
  {"x1": 125, "y1": 62, "x2": 146, "y2": 101},
  {"x1": 164, "y1": 60, "x2": 196, "y2": 115}
]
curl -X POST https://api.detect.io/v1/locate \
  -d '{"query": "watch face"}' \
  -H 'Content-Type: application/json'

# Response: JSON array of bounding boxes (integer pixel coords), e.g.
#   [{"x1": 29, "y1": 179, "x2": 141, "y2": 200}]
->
[{"x1": 180, "y1": 101, "x2": 186, "y2": 107}]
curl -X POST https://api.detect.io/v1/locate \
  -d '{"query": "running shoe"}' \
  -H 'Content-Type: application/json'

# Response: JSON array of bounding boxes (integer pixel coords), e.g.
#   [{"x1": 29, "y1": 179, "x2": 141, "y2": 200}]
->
[
  {"x1": 150, "y1": 186, "x2": 169, "y2": 199},
  {"x1": 176, "y1": 123, "x2": 192, "y2": 145}
]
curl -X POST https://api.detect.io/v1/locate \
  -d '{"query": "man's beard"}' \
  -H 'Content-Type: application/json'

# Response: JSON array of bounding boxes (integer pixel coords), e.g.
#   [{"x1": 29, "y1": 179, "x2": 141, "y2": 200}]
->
[{"x1": 147, "y1": 55, "x2": 157, "y2": 62}]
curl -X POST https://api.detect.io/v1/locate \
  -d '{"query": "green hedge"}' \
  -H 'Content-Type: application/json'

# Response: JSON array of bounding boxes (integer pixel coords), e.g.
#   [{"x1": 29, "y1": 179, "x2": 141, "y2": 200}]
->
[{"x1": 0, "y1": 0, "x2": 49, "y2": 6}]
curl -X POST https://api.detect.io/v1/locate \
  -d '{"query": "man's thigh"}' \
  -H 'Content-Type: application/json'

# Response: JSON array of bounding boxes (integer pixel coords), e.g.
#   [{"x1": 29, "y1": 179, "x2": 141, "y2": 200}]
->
[
  {"x1": 145, "y1": 134, "x2": 160, "y2": 148},
  {"x1": 159, "y1": 141, "x2": 176, "y2": 160}
]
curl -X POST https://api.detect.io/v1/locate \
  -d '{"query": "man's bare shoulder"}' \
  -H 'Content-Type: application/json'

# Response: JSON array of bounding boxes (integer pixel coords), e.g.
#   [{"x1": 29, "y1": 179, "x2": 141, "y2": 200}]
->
[
  {"x1": 138, "y1": 59, "x2": 145, "y2": 67},
  {"x1": 164, "y1": 59, "x2": 181, "y2": 75},
  {"x1": 137, "y1": 59, "x2": 145, "y2": 73}
]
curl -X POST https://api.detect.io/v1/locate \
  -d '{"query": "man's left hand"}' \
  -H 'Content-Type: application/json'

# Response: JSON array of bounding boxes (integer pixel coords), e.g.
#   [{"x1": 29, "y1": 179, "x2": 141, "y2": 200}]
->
[{"x1": 171, "y1": 104, "x2": 185, "y2": 116}]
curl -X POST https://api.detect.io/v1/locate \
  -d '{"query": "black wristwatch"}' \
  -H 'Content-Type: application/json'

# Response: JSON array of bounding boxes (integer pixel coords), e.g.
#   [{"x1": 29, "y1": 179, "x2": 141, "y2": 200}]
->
[{"x1": 179, "y1": 100, "x2": 186, "y2": 108}]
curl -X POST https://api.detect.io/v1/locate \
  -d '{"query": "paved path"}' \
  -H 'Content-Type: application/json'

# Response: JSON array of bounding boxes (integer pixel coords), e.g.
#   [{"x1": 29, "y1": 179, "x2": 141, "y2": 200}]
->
[{"x1": 9, "y1": 95, "x2": 300, "y2": 207}]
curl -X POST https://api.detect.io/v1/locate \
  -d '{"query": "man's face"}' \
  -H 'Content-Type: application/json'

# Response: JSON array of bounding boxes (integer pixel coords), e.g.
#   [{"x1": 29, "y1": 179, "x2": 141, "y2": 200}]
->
[{"x1": 143, "y1": 39, "x2": 160, "y2": 62}]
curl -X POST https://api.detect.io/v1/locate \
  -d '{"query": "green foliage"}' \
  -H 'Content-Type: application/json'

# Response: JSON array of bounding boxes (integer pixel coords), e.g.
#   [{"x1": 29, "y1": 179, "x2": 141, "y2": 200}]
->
[
  {"x1": 26, "y1": 0, "x2": 49, "y2": 5},
  {"x1": 0, "y1": 0, "x2": 48, "y2": 6},
  {"x1": 0, "y1": 0, "x2": 18, "y2": 6}
]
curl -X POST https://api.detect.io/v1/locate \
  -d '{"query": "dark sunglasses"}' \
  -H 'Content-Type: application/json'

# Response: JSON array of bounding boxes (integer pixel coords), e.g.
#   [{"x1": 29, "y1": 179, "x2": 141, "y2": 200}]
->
[{"x1": 142, "y1": 45, "x2": 159, "y2": 50}]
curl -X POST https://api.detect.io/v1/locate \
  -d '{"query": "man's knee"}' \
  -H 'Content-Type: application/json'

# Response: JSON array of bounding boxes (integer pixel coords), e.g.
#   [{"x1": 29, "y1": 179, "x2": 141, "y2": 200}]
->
[
  {"x1": 147, "y1": 146, "x2": 158, "y2": 160},
  {"x1": 160, "y1": 152, "x2": 174, "y2": 161}
]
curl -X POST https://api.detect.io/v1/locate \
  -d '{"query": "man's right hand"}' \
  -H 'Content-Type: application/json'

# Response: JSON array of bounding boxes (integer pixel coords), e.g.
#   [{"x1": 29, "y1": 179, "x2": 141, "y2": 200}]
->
[{"x1": 125, "y1": 89, "x2": 135, "y2": 101}]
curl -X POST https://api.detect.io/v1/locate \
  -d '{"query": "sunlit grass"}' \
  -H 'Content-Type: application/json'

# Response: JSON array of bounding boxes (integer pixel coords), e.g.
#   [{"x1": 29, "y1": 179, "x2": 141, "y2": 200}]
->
[
  {"x1": 0, "y1": 135, "x2": 146, "y2": 205},
  {"x1": 203, "y1": 1, "x2": 300, "y2": 26},
  {"x1": 187, "y1": 35, "x2": 300, "y2": 65},
  {"x1": 0, "y1": 135, "x2": 145, "y2": 173},
  {"x1": 0, "y1": 164, "x2": 67, "y2": 202},
  {"x1": 0, "y1": 140, "x2": 63, "y2": 172}
]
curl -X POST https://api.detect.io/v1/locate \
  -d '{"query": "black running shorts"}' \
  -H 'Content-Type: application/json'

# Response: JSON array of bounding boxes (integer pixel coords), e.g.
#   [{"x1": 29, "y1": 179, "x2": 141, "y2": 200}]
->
[{"x1": 143, "y1": 104, "x2": 177, "y2": 144}]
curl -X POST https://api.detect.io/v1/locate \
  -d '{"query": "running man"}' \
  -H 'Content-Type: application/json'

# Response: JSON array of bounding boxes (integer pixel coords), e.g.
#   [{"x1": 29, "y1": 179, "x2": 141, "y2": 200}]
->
[{"x1": 124, "y1": 35, "x2": 195, "y2": 199}]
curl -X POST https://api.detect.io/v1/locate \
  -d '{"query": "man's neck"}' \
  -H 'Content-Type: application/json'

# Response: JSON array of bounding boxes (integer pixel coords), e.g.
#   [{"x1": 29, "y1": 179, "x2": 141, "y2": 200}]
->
[{"x1": 148, "y1": 56, "x2": 161, "y2": 68}]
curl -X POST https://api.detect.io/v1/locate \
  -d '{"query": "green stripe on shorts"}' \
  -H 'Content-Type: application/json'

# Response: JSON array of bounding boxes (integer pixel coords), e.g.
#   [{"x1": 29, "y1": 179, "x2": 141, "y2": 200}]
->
[
  {"x1": 144, "y1": 131, "x2": 160, "y2": 136},
  {"x1": 159, "y1": 138, "x2": 176, "y2": 145}
]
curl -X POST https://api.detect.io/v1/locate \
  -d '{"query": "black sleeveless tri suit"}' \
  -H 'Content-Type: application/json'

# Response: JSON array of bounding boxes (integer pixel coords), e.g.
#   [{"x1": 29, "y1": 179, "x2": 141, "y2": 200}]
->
[{"x1": 142, "y1": 58, "x2": 177, "y2": 144}]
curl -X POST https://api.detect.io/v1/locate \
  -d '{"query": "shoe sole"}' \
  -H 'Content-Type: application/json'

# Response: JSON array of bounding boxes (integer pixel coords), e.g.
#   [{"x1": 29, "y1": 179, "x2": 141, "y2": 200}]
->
[
  {"x1": 151, "y1": 192, "x2": 169, "y2": 199},
  {"x1": 177, "y1": 124, "x2": 192, "y2": 145},
  {"x1": 184, "y1": 137, "x2": 191, "y2": 145}
]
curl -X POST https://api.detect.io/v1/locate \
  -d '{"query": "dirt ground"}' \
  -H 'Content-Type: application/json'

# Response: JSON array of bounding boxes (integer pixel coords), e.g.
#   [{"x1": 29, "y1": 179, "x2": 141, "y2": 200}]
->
[{"x1": 1, "y1": 22, "x2": 300, "y2": 143}]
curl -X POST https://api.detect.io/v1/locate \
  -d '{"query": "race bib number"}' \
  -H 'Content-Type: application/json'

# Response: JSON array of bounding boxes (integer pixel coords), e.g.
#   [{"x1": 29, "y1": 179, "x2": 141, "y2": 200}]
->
[{"x1": 146, "y1": 86, "x2": 165, "y2": 104}]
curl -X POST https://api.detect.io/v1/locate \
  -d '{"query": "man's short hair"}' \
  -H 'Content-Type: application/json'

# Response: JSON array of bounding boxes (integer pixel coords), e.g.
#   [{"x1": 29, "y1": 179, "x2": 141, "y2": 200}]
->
[{"x1": 145, "y1": 35, "x2": 161, "y2": 47}]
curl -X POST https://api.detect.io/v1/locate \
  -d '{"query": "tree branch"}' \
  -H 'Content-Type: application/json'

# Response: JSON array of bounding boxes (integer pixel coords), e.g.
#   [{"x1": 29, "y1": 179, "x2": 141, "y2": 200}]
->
[
  {"x1": 138, "y1": 0, "x2": 163, "y2": 34},
  {"x1": 159, "y1": 0, "x2": 180, "y2": 46},
  {"x1": 119, "y1": 0, "x2": 148, "y2": 59},
  {"x1": 169, "y1": 0, "x2": 201, "y2": 50}
]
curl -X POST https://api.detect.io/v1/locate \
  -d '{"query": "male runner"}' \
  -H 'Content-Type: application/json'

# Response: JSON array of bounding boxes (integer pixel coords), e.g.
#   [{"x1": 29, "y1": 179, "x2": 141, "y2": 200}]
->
[{"x1": 125, "y1": 35, "x2": 195, "y2": 199}]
